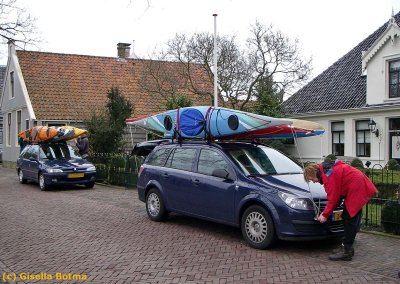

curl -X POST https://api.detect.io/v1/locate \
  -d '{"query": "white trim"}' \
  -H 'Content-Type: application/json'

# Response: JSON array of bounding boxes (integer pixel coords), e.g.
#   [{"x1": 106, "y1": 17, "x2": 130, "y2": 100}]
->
[{"x1": 362, "y1": 18, "x2": 400, "y2": 72}]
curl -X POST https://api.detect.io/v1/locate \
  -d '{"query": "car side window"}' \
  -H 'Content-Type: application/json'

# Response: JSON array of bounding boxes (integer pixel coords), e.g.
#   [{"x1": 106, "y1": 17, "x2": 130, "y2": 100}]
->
[
  {"x1": 197, "y1": 149, "x2": 231, "y2": 176},
  {"x1": 168, "y1": 148, "x2": 197, "y2": 171},
  {"x1": 21, "y1": 146, "x2": 31, "y2": 159},
  {"x1": 146, "y1": 148, "x2": 171, "y2": 167},
  {"x1": 30, "y1": 145, "x2": 38, "y2": 160}
]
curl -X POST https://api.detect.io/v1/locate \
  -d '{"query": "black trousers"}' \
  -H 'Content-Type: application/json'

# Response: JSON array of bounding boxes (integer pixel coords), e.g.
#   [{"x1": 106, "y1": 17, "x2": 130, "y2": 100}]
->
[{"x1": 342, "y1": 203, "x2": 362, "y2": 251}]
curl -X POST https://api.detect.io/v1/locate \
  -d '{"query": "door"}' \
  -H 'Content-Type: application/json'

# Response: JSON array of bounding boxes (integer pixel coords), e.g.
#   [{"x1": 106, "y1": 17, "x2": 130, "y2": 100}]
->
[
  {"x1": 389, "y1": 118, "x2": 400, "y2": 163},
  {"x1": 188, "y1": 149, "x2": 237, "y2": 223},
  {"x1": 24, "y1": 145, "x2": 40, "y2": 180},
  {"x1": 162, "y1": 147, "x2": 198, "y2": 212}
]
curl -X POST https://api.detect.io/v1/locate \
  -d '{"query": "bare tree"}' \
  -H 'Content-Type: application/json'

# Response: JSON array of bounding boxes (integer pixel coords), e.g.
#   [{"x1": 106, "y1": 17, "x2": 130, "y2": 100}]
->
[
  {"x1": 0, "y1": 0, "x2": 39, "y2": 49},
  {"x1": 148, "y1": 21, "x2": 312, "y2": 110}
]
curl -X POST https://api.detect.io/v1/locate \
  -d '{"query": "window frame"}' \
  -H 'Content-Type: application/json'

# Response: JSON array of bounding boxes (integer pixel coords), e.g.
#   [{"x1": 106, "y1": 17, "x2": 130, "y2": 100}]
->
[
  {"x1": 331, "y1": 121, "x2": 344, "y2": 156},
  {"x1": 7, "y1": 113, "x2": 11, "y2": 146},
  {"x1": 355, "y1": 120, "x2": 371, "y2": 157},
  {"x1": 389, "y1": 59, "x2": 400, "y2": 99}
]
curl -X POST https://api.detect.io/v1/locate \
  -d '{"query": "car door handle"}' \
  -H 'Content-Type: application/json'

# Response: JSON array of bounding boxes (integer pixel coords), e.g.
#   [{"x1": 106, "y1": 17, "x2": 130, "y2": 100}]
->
[
  {"x1": 192, "y1": 179, "x2": 200, "y2": 186},
  {"x1": 162, "y1": 173, "x2": 169, "y2": 178}
]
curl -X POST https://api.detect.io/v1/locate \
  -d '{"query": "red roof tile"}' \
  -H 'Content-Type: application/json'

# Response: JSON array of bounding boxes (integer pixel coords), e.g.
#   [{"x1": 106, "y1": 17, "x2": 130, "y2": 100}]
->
[{"x1": 16, "y1": 51, "x2": 212, "y2": 120}]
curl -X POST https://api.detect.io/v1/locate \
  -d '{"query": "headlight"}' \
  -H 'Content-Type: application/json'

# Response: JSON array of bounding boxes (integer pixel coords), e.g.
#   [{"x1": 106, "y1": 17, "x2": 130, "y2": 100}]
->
[
  {"x1": 47, "y1": 168, "x2": 63, "y2": 173},
  {"x1": 278, "y1": 192, "x2": 314, "y2": 210},
  {"x1": 87, "y1": 166, "x2": 96, "y2": 171}
]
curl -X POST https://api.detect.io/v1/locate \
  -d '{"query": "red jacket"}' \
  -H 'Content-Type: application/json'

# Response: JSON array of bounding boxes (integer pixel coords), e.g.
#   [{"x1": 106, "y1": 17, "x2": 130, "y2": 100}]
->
[{"x1": 320, "y1": 160, "x2": 377, "y2": 218}]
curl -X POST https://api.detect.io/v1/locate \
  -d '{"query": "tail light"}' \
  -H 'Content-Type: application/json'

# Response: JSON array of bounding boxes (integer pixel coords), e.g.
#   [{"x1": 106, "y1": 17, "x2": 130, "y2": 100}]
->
[{"x1": 138, "y1": 165, "x2": 144, "y2": 177}]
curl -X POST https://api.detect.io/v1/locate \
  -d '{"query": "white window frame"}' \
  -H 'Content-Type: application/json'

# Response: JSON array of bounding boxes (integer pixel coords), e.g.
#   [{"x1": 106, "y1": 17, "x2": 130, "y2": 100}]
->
[{"x1": 6, "y1": 112, "x2": 12, "y2": 146}]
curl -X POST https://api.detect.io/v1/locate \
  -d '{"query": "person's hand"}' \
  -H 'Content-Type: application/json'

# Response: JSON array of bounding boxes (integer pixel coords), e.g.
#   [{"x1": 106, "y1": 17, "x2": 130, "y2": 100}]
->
[{"x1": 318, "y1": 214, "x2": 327, "y2": 223}]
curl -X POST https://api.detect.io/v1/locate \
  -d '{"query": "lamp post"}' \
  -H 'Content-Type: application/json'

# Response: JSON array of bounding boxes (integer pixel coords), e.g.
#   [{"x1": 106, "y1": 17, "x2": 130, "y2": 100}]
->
[{"x1": 213, "y1": 13, "x2": 218, "y2": 107}]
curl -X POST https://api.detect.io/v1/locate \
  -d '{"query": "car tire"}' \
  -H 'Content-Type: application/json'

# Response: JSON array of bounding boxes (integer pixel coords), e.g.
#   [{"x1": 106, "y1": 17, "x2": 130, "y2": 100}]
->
[
  {"x1": 85, "y1": 182, "x2": 95, "y2": 189},
  {"x1": 18, "y1": 169, "x2": 27, "y2": 184},
  {"x1": 241, "y1": 205, "x2": 275, "y2": 249},
  {"x1": 146, "y1": 188, "x2": 168, "y2": 221},
  {"x1": 39, "y1": 173, "x2": 47, "y2": 191}
]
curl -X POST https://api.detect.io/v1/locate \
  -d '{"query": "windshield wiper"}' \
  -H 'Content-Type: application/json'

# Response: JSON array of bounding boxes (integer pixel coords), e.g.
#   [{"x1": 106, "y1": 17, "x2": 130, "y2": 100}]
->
[{"x1": 247, "y1": 173, "x2": 270, "y2": 177}]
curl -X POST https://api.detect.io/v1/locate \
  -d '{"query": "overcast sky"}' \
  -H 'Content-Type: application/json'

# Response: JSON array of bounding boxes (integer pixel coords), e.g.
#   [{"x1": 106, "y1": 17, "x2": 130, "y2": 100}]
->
[{"x1": 3, "y1": 0, "x2": 400, "y2": 80}]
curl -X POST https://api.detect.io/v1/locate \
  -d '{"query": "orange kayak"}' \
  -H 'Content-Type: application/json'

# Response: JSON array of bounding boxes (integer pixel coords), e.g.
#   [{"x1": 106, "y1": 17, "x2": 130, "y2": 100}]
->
[{"x1": 18, "y1": 126, "x2": 59, "y2": 143}]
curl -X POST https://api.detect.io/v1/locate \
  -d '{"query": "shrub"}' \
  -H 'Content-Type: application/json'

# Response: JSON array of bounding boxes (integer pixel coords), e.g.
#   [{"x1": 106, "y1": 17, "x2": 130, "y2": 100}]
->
[
  {"x1": 386, "y1": 159, "x2": 400, "y2": 171},
  {"x1": 350, "y1": 158, "x2": 364, "y2": 169},
  {"x1": 324, "y1": 154, "x2": 336, "y2": 163},
  {"x1": 381, "y1": 200, "x2": 400, "y2": 235}
]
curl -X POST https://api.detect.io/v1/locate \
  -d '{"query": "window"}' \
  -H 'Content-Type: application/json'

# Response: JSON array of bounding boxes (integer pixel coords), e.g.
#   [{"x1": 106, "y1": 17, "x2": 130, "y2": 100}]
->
[
  {"x1": 197, "y1": 149, "x2": 230, "y2": 176},
  {"x1": 10, "y1": 71, "x2": 15, "y2": 99},
  {"x1": 0, "y1": 116, "x2": 3, "y2": 145},
  {"x1": 389, "y1": 60, "x2": 400, "y2": 98},
  {"x1": 25, "y1": 119, "x2": 29, "y2": 130},
  {"x1": 16, "y1": 110, "x2": 22, "y2": 137},
  {"x1": 168, "y1": 148, "x2": 197, "y2": 171},
  {"x1": 356, "y1": 120, "x2": 371, "y2": 157},
  {"x1": 332, "y1": 122, "x2": 344, "y2": 156},
  {"x1": 7, "y1": 113, "x2": 11, "y2": 146},
  {"x1": 147, "y1": 148, "x2": 171, "y2": 167}
]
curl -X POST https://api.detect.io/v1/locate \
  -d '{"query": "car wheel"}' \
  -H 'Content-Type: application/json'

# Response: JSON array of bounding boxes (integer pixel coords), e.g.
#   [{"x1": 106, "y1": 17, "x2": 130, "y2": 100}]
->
[
  {"x1": 39, "y1": 173, "x2": 47, "y2": 191},
  {"x1": 85, "y1": 182, "x2": 95, "y2": 189},
  {"x1": 146, "y1": 188, "x2": 168, "y2": 221},
  {"x1": 18, "y1": 169, "x2": 27, "y2": 184},
  {"x1": 241, "y1": 205, "x2": 275, "y2": 249}
]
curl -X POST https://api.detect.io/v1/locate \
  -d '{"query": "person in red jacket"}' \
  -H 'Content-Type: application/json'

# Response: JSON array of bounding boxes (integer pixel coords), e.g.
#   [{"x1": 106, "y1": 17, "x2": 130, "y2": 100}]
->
[{"x1": 304, "y1": 160, "x2": 377, "y2": 261}]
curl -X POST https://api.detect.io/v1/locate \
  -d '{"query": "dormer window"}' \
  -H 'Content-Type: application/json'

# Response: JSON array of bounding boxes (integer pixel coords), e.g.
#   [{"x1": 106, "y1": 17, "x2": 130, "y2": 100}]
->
[{"x1": 389, "y1": 60, "x2": 400, "y2": 98}]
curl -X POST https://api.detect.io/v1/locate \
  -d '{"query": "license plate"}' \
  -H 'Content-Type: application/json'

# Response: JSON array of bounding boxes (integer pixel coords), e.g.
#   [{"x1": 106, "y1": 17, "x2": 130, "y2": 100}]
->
[
  {"x1": 332, "y1": 210, "x2": 343, "y2": 221},
  {"x1": 68, "y1": 173, "x2": 84, "y2": 178}
]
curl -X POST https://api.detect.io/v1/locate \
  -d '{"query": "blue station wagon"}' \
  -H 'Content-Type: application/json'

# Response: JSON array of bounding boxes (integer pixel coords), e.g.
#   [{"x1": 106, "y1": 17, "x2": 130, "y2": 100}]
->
[
  {"x1": 136, "y1": 140, "x2": 344, "y2": 249},
  {"x1": 17, "y1": 143, "x2": 96, "y2": 191}
]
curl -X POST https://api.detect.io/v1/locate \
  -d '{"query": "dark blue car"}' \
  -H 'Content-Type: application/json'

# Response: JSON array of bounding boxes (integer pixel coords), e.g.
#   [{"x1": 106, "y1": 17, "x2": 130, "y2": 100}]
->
[
  {"x1": 136, "y1": 140, "x2": 344, "y2": 249},
  {"x1": 16, "y1": 143, "x2": 96, "y2": 191}
]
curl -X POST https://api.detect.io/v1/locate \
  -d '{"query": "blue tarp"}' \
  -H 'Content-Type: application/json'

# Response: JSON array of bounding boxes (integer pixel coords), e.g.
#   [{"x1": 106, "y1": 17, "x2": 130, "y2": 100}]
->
[{"x1": 180, "y1": 108, "x2": 205, "y2": 136}]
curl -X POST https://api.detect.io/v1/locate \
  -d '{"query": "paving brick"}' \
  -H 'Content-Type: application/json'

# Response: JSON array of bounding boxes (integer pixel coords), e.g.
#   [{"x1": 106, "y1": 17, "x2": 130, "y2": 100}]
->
[{"x1": 0, "y1": 167, "x2": 399, "y2": 283}]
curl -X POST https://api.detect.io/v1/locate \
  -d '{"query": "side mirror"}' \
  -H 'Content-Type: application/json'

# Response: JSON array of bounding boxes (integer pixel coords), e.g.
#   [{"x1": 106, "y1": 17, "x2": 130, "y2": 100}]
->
[{"x1": 212, "y1": 169, "x2": 231, "y2": 180}]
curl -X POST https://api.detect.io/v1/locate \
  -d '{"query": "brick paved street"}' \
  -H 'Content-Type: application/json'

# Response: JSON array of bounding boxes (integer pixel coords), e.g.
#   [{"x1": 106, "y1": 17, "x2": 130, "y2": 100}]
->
[{"x1": 0, "y1": 166, "x2": 399, "y2": 283}]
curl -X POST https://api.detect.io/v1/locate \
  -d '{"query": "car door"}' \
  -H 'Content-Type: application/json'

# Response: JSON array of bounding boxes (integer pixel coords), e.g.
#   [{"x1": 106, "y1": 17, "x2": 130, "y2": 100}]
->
[
  {"x1": 162, "y1": 147, "x2": 198, "y2": 212},
  {"x1": 188, "y1": 148, "x2": 237, "y2": 223},
  {"x1": 24, "y1": 145, "x2": 40, "y2": 180}
]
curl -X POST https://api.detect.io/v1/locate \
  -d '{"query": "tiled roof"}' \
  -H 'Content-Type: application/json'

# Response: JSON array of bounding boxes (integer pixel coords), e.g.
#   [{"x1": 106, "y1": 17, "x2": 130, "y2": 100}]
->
[
  {"x1": 16, "y1": 51, "x2": 212, "y2": 121},
  {"x1": 283, "y1": 13, "x2": 400, "y2": 115}
]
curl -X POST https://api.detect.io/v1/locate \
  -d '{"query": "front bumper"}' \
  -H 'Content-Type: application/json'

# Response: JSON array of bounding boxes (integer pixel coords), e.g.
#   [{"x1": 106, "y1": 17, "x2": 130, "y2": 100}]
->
[{"x1": 43, "y1": 171, "x2": 96, "y2": 186}]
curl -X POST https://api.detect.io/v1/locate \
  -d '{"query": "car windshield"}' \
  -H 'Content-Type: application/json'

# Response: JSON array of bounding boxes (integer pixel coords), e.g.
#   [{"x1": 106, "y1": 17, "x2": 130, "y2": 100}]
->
[
  {"x1": 227, "y1": 146, "x2": 303, "y2": 176},
  {"x1": 39, "y1": 144, "x2": 81, "y2": 161}
]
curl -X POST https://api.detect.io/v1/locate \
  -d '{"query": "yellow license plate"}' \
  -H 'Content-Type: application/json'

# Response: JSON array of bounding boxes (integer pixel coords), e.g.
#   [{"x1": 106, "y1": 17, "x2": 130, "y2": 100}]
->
[
  {"x1": 332, "y1": 210, "x2": 343, "y2": 221},
  {"x1": 68, "y1": 173, "x2": 84, "y2": 178}
]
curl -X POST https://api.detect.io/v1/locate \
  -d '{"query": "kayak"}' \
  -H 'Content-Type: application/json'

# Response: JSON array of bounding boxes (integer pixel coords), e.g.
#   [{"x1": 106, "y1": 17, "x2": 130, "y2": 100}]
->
[
  {"x1": 222, "y1": 119, "x2": 325, "y2": 140},
  {"x1": 18, "y1": 126, "x2": 59, "y2": 143},
  {"x1": 19, "y1": 126, "x2": 88, "y2": 143},
  {"x1": 53, "y1": 126, "x2": 88, "y2": 142},
  {"x1": 126, "y1": 106, "x2": 292, "y2": 139}
]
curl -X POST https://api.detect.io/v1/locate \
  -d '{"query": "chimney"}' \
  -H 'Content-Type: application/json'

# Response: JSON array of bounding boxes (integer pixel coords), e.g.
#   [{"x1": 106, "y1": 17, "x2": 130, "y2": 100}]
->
[{"x1": 117, "y1": 42, "x2": 131, "y2": 59}]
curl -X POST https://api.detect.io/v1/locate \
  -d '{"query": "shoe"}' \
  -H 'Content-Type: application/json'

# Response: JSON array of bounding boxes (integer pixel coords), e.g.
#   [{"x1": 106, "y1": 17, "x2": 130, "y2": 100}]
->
[
  {"x1": 328, "y1": 249, "x2": 353, "y2": 261},
  {"x1": 332, "y1": 245, "x2": 354, "y2": 257}
]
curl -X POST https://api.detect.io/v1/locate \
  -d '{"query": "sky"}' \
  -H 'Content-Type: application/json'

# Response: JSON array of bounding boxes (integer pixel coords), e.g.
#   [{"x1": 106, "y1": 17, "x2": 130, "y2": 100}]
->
[{"x1": 2, "y1": 0, "x2": 400, "y2": 80}]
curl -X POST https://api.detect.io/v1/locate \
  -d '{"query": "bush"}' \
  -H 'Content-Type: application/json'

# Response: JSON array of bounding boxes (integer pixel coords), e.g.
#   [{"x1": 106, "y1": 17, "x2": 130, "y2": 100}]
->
[
  {"x1": 324, "y1": 154, "x2": 336, "y2": 163},
  {"x1": 350, "y1": 158, "x2": 364, "y2": 169},
  {"x1": 381, "y1": 200, "x2": 400, "y2": 235},
  {"x1": 386, "y1": 159, "x2": 400, "y2": 170}
]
